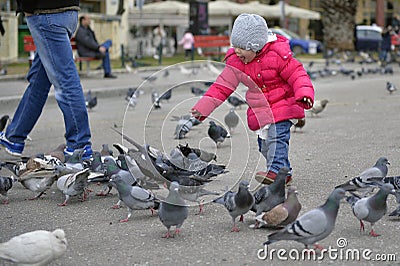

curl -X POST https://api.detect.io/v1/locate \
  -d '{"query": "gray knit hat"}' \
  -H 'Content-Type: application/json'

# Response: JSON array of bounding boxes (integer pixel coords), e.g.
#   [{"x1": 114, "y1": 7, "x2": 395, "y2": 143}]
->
[{"x1": 231, "y1": 14, "x2": 268, "y2": 52}]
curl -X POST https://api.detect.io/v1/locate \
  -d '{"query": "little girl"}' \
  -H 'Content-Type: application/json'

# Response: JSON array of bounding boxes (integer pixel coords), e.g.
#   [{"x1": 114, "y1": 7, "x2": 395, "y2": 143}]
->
[{"x1": 191, "y1": 14, "x2": 314, "y2": 185}]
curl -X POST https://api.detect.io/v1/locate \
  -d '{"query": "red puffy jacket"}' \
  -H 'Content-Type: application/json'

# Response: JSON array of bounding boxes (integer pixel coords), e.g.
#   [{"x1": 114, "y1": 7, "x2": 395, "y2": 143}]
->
[{"x1": 192, "y1": 35, "x2": 314, "y2": 131}]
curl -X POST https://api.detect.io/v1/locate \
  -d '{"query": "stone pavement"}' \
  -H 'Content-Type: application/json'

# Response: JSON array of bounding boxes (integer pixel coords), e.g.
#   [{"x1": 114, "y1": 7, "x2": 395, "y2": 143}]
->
[{"x1": 0, "y1": 59, "x2": 399, "y2": 265}]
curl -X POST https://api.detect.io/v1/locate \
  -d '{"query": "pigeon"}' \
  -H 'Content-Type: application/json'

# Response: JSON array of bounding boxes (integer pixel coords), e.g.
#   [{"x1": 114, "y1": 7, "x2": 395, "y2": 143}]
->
[
  {"x1": 0, "y1": 114, "x2": 9, "y2": 132},
  {"x1": 346, "y1": 183, "x2": 395, "y2": 236},
  {"x1": 177, "y1": 143, "x2": 217, "y2": 163},
  {"x1": 252, "y1": 186, "x2": 301, "y2": 229},
  {"x1": 224, "y1": 108, "x2": 239, "y2": 133},
  {"x1": 252, "y1": 168, "x2": 289, "y2": 217},
  {"x1": 110, "y1": 174, "x2": 159, "y2": 222},
  {"x1": 335, "y1": 157, "x2": 390, "y2": 196},
  {"x1": 16, "y1": 156, "x2": 68, "y2": 200},
  {"x1": 158, "y1": 88, "x2": 172, "y2": 102},
  {"x1": 227, "y1": 95, "x2": 247, "y2": 109},
  {"x1": 125, "y1": 87, "x2": 138, "y2": 108},
  {"x1": 378, "y1": 175, "x2": 400, "y2": 217},
  {"x1": 100, "y1": 143, "x2": 114, "y2": 158},
  {"x1": 174, "y1": 117, "x2": 194, "y2": 140},
  {"x1": 0, "y1": 176, "x2": 14, "y2": 204},
  {"x1": 64, "y1": 148, "x2": 86, "y2": 170},
  {"x1": 158, "y1": 181, "x2": 189, "y2": 238},
  {"x1": 263, "y1": 188, "x2": 346, "y2": 250},
  {"x1": 386, "y1": 81, "x2": 397, "y2": 94},
  {"x1": 293, "y1": 118, "x2": 305, "y2": 132},
  {"x1": 151, "y1": 90, "x2": 161, "y2": 109},
  {"x1": 56, "y1": 168, "x2": 91, "y2": 206},
  {"x1": 208, "y1": 121, "x2": 230, "y2": 146},
  {"x1": 213, "y1": 180, "x2": 254, "y2": 232},
  {"x1": 309, "y1": 99, "x2": 329, "y2": 117},
  {"x1": 0, "y1": 229, "x2": 67, "y2": 265},
  {"x1": 191, "y1": 86, "x2": 206, "y2": 96},
  {"x1": 85, "y1": 90, "x2": 97, "y2": 111}
]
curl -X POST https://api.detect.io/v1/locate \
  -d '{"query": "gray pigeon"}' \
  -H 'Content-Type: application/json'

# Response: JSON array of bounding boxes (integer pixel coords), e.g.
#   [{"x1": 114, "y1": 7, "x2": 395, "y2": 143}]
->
[
  {"x1": 110, "y1": 174, "x2": 159, "y2": 222},
  {"x1": 309, "y1": 99, "x2": 329, "y2": 117},
  {"x1": 263, "y1": 188, "x2": 346, "y2": 249},
  {"x1": 335, "y1": 157, "x2": 390, "y2": 196},
  {"x1": 386, "y1": 81, "x2": 397, "y2": 94},
  {"x1": 0, "y1": 229, "x2": 67, "y2": 265},
  {"x1": 56, "y1": 168, "x2": 91, "y2": 206},
  {"x1": 252, "y1": 168, "x2": 289, "y2": 218},
  {"x1": 208, "y1": 121, "x2": 230, "y2": 146},
  {"x1": 224, "y1": 108, "x2": 239, "y2": 133},
  {"x1": 213, "y1": 180, "x2": 254, "y2": 232},
  {"x1": 252, "y1": 186, "x2": 301, "y2": 229},
  {"x1": 158, "y1": 181, "x2": 189, "y2": 238},
  {"x1": 174, "y1": 117, "x2": 194, "y2": 139},
  {"x1": 0, "y1": 176, "x2": 14, "y2": 204},
  {"x1": 346, "y1": 183, "x2": 395, "y2": 236},
  {"x1": 85, "y1": 90, "x2": 97, "y2": 111}
]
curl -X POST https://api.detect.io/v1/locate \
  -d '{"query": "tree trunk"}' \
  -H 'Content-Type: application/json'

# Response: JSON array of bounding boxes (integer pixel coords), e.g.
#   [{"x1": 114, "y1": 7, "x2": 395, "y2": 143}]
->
[{"x1": 321, "y1": 0, "x2": 358, "y2": 51}]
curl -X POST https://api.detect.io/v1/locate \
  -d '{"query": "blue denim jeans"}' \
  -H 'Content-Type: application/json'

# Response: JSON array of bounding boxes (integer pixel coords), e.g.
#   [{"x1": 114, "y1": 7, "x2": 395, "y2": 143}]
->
[
  {"x1": 101, "y1": 40, "x2": 112, "y2": 75},
  {"x1": 6, "y1": 11, "x2": 91, "y2": 149},
  {"x1": 257, "y1": 120, "x2": 292, "y2": 175}
]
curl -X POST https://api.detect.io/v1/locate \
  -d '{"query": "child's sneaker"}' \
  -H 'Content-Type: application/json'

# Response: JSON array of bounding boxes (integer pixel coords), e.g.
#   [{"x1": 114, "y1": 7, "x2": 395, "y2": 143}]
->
[
  {"x1": 64, "y1": 145, "x2": 93, "y2": 160},
  {"x1": 0, "y1": 132, "x2": 24, "y2": 156},
  {"x1": 255, "y1": 170, "x2": 292, "y2": 185}
]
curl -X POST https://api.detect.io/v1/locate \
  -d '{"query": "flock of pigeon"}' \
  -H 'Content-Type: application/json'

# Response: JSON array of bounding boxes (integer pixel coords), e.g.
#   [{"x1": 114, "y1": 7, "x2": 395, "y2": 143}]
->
[
  {"x1": 0, "y1": 62, "x2": 399, "y2": 264},
  {"x1": 0, "y1": 123, "x2": 399, "y2": 264}
]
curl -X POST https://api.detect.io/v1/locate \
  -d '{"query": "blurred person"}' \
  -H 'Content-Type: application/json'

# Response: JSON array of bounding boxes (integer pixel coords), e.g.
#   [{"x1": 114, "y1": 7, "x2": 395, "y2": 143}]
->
[
  {"x1": 75, "y1": 15, "x2": 117, "y2": 78},
  {"x1": 152, "y1": 25, "x2": 166, "y2": 60},
  {"x1": 379, "y1": 25, "x2": 393, "y2": 66},
  {"x1": 0, "y1": 0, "x2": 93, "y2": 159},
  {"x1": 178, "y1": 29, "x2": 194, "y2": 59}
]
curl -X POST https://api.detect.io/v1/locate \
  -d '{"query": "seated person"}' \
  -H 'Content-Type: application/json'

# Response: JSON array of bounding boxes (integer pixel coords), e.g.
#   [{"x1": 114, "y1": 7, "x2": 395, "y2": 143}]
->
[{"x1": 75, "y1": 15, "x2": 117, "y2": 78}]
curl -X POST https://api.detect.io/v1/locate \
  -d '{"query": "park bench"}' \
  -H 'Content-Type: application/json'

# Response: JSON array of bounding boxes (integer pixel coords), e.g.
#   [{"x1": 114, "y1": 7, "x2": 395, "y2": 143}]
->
[
  {"x1": 193, "y1": 35, "x2": 230, "y2": 61},
  {"x1": 23, "y1": 35, "x2": 99, "y2": 75}
]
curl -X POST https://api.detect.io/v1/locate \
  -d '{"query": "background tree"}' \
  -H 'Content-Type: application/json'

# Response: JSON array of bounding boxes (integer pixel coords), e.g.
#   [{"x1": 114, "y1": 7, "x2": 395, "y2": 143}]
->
[{"x1": 321, "y1": 0, "x2": 358, "y2": 51}]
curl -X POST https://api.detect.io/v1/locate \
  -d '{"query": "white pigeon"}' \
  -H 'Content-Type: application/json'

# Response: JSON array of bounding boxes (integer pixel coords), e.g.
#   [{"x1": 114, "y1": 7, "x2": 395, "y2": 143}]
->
[{"x1": 0, "y1": 229, "x2": 67, "y2": 265}]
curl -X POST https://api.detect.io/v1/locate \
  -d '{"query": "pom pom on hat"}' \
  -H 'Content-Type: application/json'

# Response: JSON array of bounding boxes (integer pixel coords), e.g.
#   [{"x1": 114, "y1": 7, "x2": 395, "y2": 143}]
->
[{"x1": 231, "y1": 13, "x2": 269, "y2": 52}]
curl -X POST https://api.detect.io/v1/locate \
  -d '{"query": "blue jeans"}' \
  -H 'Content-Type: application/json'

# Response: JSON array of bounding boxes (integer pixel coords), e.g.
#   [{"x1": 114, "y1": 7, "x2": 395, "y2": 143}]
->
[
  {"x1": 257, "y1": 120, "x2": 292, "y2": 175},
  {"x1": 6, "y1": 11, "x2": 91, "y2": 149},
  {"x1": 100, "y1": 40, "x2": 112, "y2": 75}
]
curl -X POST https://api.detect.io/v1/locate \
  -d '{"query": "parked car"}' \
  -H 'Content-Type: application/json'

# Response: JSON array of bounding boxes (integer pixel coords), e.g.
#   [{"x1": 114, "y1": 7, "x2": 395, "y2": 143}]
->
[
  {"x1": 355, "y1": 25, "x2": 382, "y2": 51},
  {"x1": 269, "y1": 27, "x2": 322, "y2": 55}
]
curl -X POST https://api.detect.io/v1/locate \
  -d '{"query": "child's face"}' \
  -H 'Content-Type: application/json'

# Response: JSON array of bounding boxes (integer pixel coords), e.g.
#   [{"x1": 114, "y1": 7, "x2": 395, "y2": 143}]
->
[{"x1": 234, "y1": 47, "x2": 257, "y2": 64}]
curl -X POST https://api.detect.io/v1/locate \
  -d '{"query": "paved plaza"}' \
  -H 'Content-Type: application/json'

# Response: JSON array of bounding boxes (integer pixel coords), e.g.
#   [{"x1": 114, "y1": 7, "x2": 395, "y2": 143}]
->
[{"x1": 0, "y1": 59, "x2": 399, "y2": 265}]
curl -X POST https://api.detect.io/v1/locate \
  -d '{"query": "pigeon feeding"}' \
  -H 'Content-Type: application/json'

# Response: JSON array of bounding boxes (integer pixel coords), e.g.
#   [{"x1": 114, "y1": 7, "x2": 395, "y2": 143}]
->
[
  {"x1": 85, "y1": 90, "x2": 97, "y2": 111},
  {"x1": 335, "y1": 157, "x2": 390, "y2": 197},
  {"x1": 227, "y1": 95, "x2": 247, "y2": 109},
  {"x1": 0, "y1": 176, "x2": 14, "y2": 204},
  {"x1": 309, "y1": 99, "x2": 329, "y2": 117},
  {"x1": 386, "y1": 81, "x2": 397, "y2": 94},
  {"x1": 213, "y1": 180, "x2": 254, "y2": 232},
  {"x1": 110, "y1": 174, "x2": 159, "y2": 222},
  {"x1": 0, "y1": 229, "x2": 67, "y2": 265},
  {"x1": 346, "y1": 183, "x2": 395, "y2": 236},
  {"x1": 224, "y1": 108, "x2": 239, "y2": 133},
  {"x1": 252, "y1": 186, "x2": 301, "y2": 229},
  {"x1": 158, "y1": 181, "x2": 189, "y2": 238},
  {"x1": 56, "y1": 168, "x2": 91, "y2": 206},
  {"x1": 208, "y1": 121, "x2": 230, "y2": 146},
  {"x1": 252, "y1": 168, "x2": 289, "y2": 218},
  {"x1": 263, "y1": 188, "x2": 346, "y2": 250},
  {"x1": 0, "y1": 114, "x2": 9, "y2": 132},
  {"x1": 293, "y1": 118, "x2": 305, "y2": 132}
]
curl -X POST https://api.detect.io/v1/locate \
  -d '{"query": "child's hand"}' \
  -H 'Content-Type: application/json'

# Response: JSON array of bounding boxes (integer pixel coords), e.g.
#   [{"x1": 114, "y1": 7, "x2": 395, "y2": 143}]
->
[
  {"x1": 297, "y1": 97, "x2": 313, "y2": 109},
  {"x1": 190, "y1": 109, "x2": 203, "y2": 120}
]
